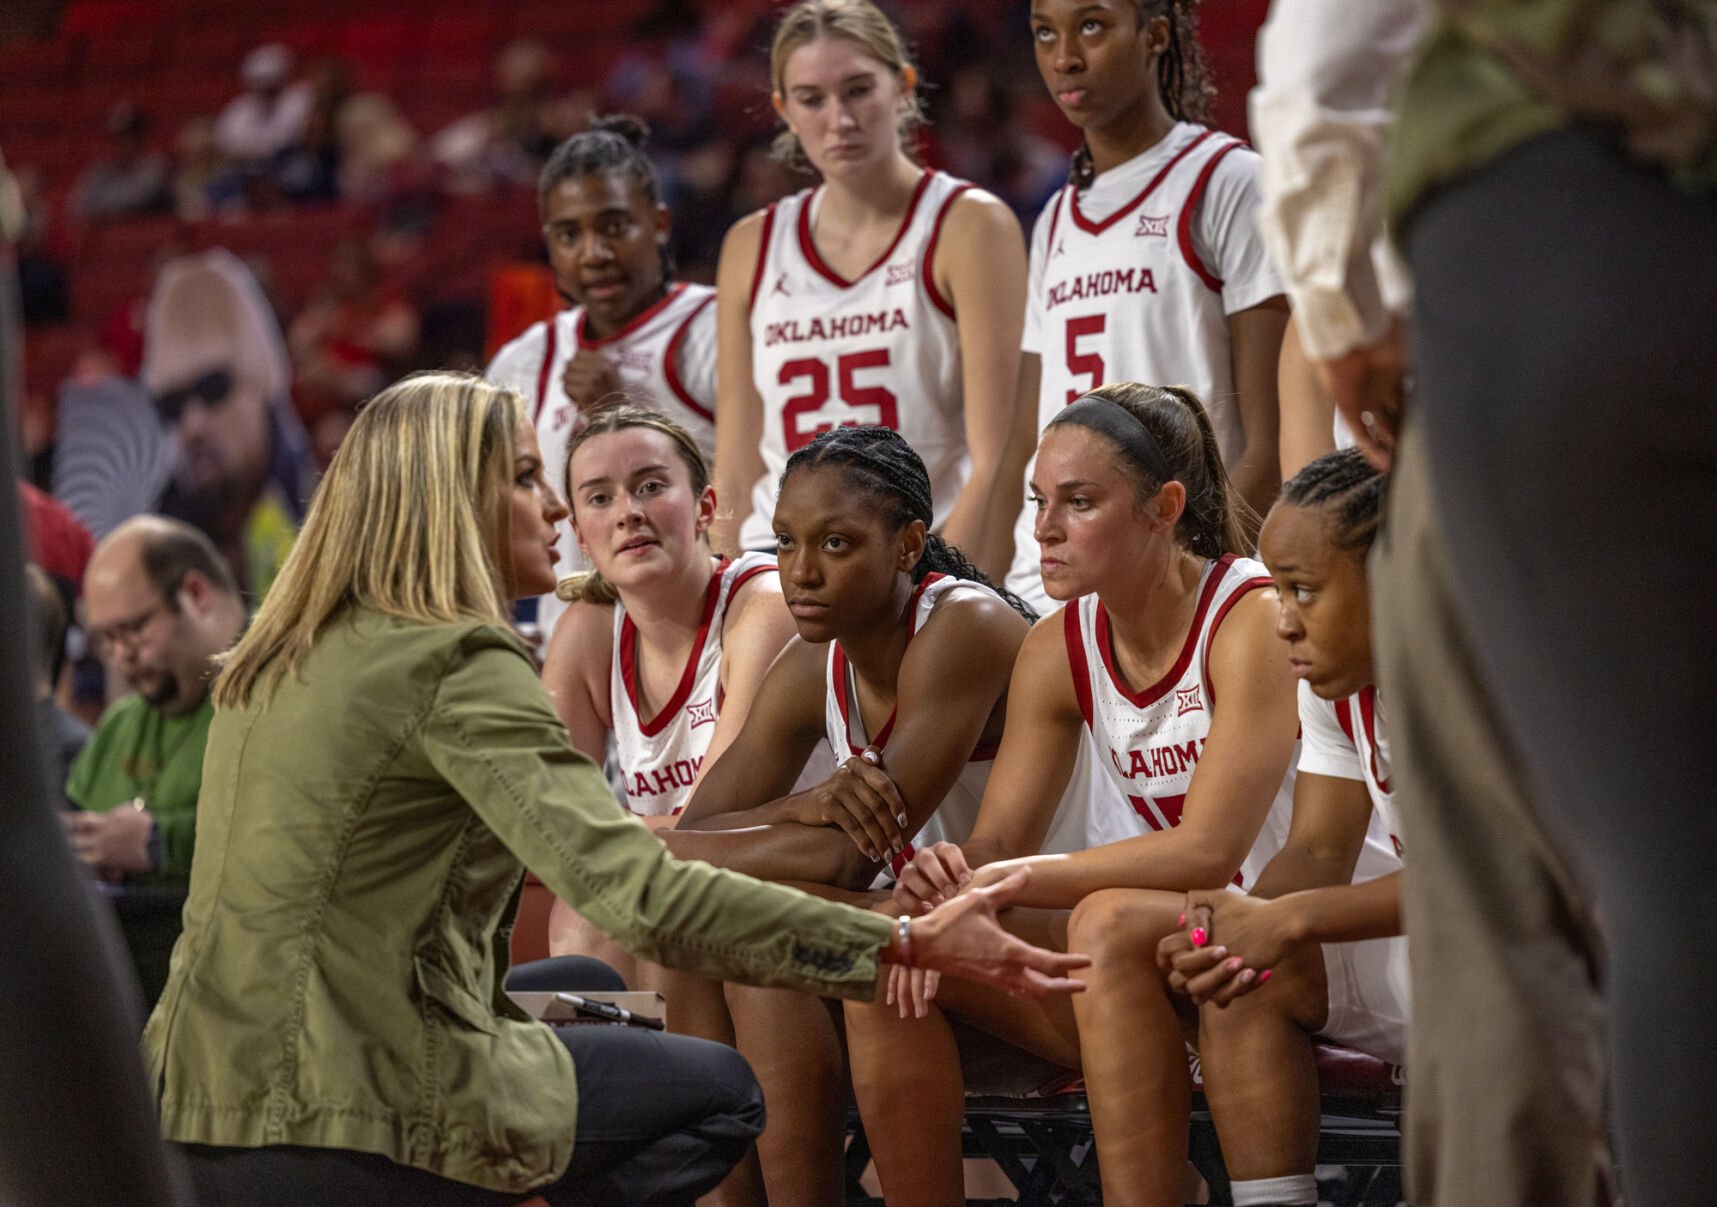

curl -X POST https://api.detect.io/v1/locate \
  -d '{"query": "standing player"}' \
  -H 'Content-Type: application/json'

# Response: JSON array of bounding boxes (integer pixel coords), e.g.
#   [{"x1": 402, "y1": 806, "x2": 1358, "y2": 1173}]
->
[
  {"x1": 488, "y1": 116, "x2": 716, "y2": 637},
  {"x1": 1008, "y1": 0, "x2": 1288, "y2": 611},
  {"x1": 710, "y1": 0, "x2": 1029, "y2": 580},
  {"x1": 1149, "y1": 449, "x2": 1408, "y2": 1207}
]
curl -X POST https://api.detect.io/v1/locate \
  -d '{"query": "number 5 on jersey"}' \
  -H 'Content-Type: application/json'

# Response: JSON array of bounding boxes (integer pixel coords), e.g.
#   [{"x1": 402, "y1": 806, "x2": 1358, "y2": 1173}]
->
[
  {"x1": 779, "y1": 349, "x2": 901, "y2": 451},
  {"x1": 1065, "y1": 314, "x2": 1106, "y2": 404}
]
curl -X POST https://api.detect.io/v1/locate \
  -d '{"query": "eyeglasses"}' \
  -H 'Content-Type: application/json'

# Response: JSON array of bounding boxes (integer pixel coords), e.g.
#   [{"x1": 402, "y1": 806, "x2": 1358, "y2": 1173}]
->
[
  {"x1": 153, "y1": 367, "x2": 234, "y2": 424},
  {"x1": 86, "y1": 599, "x2": 170, "y2": 660}
]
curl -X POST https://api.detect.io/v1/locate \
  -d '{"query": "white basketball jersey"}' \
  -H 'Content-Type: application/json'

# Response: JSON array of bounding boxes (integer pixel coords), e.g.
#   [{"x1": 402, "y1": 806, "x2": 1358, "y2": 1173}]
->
[
  {"x1": 743, "y1": 171, "x2": 972, "y2": 550},
  {"x1": 1062, "y1": 554, "x2": 1294, "y2": 889},
  {"x1": 611, "y1": 552, "x2": 776, "y2": 817},
  {"x1": 824, "y1": 573, "x2": 1103, "y2": 881},
  {"x1": 486, "y1": 282, "x2": 717, "y2": 637},
  {"x1": 1298, "y1": 680, "x2": 1406, "y2": 864},
  {"x1": 1008, "y1": 124, "x2": 1266, "y2": 610}
]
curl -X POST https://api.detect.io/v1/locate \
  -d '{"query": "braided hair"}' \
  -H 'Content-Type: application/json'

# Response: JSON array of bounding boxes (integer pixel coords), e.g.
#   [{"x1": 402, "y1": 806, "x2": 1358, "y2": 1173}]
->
[
  {"x1": 538, "y1": 114, "x2": 674, "y2": 278},
  {"x1": 1069, "y1": 0, "x2": 1215, "y2": 189},
  {"x1": 781, "y1": 426, "x2": 1039, "y2": 622},
  {"x1": 1277, "y1": 448, "x2": 1384, "y2": 558}
]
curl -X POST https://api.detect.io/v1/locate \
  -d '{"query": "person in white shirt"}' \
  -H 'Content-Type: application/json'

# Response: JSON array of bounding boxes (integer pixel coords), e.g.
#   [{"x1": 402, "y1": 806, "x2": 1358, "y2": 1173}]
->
[
  {"x1": 711, "y1": 0, "x2": 1029, "y2": 580},
  {"x1": 1158, "y1": 449, "x2": 1405, "y2": 1207},
  {"x1": 213, "y1": 43, "x2": 313, "y2": 167},
  {"x1": 488, "y1": 116, "x2": 717, "y2": 639},
  {"x1": 1007, "y1": 0, "x2": 1288, "y2": 612}
]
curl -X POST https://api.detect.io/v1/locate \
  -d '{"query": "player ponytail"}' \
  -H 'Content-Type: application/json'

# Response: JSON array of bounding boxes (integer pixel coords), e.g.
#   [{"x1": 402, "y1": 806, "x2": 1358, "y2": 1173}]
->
[
  {"x1": 781, "y1": 426, "x2": 1038, "y2": 622},
  {"x1": 1277, "y1": 448, "x2": 1384, "y2": 558},
  {"x1": 557, "y1": 404, "x2": 712, "y2": 607},
  {"x1": 1048, "y1": 382, "x2": 1253, "y2": 559},
  {"x1": 1068, "y1": 0, "x2": 1214, "y2": 189},
  {"x1": 538, "y1": 114, "x2": 674, "y2": 279}
]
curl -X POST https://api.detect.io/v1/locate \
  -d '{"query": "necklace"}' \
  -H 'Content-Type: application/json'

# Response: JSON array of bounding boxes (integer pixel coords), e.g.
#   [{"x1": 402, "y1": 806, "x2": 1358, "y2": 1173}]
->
[{"x1": 126, "y1": 705, "x2": 203, "y2": 813}]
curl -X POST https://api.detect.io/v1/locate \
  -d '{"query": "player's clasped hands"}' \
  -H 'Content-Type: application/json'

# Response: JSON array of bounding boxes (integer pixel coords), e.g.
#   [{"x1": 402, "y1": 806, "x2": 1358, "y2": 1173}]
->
[
  {"x1": 783, "y1": 747, "x2": 909, "y2": 863},
  {"x1": 1158, "y1": 891, "x2": 1287, "y2": 1008}
]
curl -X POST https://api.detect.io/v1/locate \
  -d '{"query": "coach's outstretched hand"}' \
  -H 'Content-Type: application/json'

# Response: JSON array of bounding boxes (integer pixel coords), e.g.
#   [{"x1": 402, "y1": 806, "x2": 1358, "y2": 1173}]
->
[{"x1": 898, "y1": 866, "x2": 1089, "y2": 999}]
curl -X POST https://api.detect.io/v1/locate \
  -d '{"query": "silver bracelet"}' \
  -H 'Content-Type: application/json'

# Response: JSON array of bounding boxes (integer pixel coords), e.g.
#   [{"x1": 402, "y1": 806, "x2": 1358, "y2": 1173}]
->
[{"x1": 896, "y1": 914, "x2": 913, "y2": 969}]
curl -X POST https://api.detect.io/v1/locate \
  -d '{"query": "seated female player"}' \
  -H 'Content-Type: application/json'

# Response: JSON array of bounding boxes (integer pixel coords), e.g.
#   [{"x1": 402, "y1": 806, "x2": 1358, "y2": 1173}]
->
[
  {"x1": 1155, "y1": 448, "x2": 1406, "y2": 1207},
  {"x1": 663, "y1": 424, "x2": 1096, "y2": 1204},
  {"x1": 539, "y1": 405, "x2": 800, "y2": 991},
  {"x1": 844, "y1": 382, "x2": 1308, "y2": 1207},
  {"x1": 142, "y1": 372, "x2": 1087, "y2": 1207}
]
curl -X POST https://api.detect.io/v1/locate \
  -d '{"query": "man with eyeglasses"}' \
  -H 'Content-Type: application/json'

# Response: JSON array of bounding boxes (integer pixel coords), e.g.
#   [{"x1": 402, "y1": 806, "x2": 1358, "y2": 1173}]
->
[{"x1": 65, "y1": 515, "x2": 245, "y2": 1005}]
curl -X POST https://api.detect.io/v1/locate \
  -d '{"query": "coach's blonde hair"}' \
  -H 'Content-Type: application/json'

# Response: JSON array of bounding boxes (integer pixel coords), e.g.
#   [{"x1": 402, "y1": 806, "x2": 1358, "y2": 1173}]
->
[
  {"x1": 557, "y1": 403, "x2": 712, "y2": 607},
  {"x1": 215, "y1": 371, "x2": 519, "y2": 707},
  {"x1": 769, "y1": 0, "x2": 923, "y2": 168}
]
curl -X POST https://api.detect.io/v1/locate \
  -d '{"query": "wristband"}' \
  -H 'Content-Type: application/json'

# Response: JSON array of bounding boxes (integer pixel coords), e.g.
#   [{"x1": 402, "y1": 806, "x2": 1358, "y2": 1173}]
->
[{"x1": 897, "y1": 914, "x2": 913, "y2": 969}]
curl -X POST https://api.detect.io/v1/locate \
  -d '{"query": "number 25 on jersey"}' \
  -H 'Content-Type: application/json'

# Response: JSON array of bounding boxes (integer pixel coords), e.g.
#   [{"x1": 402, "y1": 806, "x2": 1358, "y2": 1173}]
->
[{"x1": 779, "y1": 349, "x2": 900, "y2": 451}]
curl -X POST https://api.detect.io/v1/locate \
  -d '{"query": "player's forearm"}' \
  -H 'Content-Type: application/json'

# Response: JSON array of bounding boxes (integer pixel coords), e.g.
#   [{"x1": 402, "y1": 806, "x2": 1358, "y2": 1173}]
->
[
  {"x1": 676, "y1": 793, "x2": 801, "y2": 832},
  {"x1": 1246, "y1": 840, "x2": 1357, "y2": 903},
  {"x1": 662, "y1": 822, "x2": 879, "y2": 891},
  {"x1": 1271, "y1": 870, "x2": 1401, "y2": 945},
  {"x1": 986, "y1": 833, "x2": 1242, "y2": 910}
]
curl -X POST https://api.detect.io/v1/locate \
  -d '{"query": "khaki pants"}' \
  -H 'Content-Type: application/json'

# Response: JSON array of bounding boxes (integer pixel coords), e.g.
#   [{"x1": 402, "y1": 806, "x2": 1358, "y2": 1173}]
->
[{"x1": 1372, "y1": 424, "x2": 1611, "y2": 1206}]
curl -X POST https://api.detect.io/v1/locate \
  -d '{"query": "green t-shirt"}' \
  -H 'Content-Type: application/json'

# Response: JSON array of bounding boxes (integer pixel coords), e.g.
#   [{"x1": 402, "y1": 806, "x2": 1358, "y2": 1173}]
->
[{"x1": 66, "y1": 693, "x2": 212, "y2": 884}]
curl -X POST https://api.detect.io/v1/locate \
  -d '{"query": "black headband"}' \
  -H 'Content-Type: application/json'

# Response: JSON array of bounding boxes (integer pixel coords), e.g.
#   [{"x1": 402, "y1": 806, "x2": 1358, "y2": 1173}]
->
[{"x1": 1050, "y1": 395, "x2": 1175, "y2": 485}]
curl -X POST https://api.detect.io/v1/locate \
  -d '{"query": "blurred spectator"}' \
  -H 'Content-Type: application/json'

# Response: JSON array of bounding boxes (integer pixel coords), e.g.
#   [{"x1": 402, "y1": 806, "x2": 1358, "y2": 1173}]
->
[
  {"x1": 10, "y1": 167, "x2": 69, "y2": 324},
  {"x1": 25, "y1": 562, "x2": 88, "y2": 804},
  {"x1": 431, "y1": 39, "x2": 567, "y2": 190},
  {"x1": 213, "y1": 43, "x2": 313, "y2": 169},
  {"x1": 18, "y1": 479, "x2": 96, "y2": 594},
  {"x1": 67, "y1": 515, "x2": 245, "y2": 1005},
  {"x1": 335, "y1": 92, "x2": 419, "y2": 203},
  {"x1": 170, "y1": 116, "x2": 228, "y2": 221},
  {"x1": 141, "y1": 249, "x2": 311, "y2": 597},
  {"x1": 932, "y1": 67, "x2": 1064, "y2": 224},
  {"x1": 70, "y1": 103, "x2": 171, "y2": 222},
  {"x1": 277, "y1": 57, "x2": 352, "y2": 204},
  {"x1": 288, "y1": 235, "x2": 420, "y2": 431}
]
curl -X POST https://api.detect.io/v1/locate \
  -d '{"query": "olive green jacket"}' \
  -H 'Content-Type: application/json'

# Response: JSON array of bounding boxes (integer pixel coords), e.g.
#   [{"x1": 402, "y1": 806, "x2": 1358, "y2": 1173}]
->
[{"x1": 143, "y1": 610, "x2": 892, "y2": 1193}]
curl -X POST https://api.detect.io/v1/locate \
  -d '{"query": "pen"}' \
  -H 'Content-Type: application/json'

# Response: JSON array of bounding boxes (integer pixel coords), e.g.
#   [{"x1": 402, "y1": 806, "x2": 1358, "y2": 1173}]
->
[{"x1": 553, "y1": 992, "x2": 665, "y2": 1030}]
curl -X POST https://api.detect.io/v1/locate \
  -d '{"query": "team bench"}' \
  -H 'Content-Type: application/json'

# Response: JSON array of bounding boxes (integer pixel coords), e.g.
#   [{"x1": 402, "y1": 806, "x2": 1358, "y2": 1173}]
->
[{"x1": 843, "y1": 1042, "x2": 1404, "y2": 1207}]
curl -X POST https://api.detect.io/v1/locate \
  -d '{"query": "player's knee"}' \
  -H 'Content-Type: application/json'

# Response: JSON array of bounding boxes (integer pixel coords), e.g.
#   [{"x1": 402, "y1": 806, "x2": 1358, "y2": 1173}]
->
[{"x1": 1068, "y1": 887, "x2": 1181, "y2": 963}]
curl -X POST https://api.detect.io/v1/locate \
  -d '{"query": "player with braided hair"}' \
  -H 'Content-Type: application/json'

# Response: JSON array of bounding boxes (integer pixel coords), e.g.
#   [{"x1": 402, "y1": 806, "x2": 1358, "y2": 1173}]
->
[
  {"x1": 1007, "y1": 0, "x2": 1288, "y2": 612},
  {"x1": 488, "y1": 114, "x2": 717, "y2": 637},
  {"x1": 655, "y1": 424, "x2": 1096, "y2": 1203},
  {"x1": 1154, "y1": 447, "x2": 1407, "y2": 1207}
]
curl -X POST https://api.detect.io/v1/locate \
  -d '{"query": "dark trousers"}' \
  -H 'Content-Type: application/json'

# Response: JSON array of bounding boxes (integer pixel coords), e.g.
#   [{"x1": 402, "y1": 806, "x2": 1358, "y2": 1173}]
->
[
  {"x1": 1392, "y1": 128, "x2": 1717, "y2": 1205},
  {"x1": 181, "y1": 1026, "x2": 765, "y2": 1207}
]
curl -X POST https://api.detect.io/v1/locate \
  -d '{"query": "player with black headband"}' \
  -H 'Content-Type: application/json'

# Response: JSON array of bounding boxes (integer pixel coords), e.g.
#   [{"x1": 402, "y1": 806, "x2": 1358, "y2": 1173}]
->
[
  {"x1": 846, "y1": 383, "x2": 1315, "y2": 1206},
  {"x1": 488, "y1": 115, "x2": 716, "y2": 637}
]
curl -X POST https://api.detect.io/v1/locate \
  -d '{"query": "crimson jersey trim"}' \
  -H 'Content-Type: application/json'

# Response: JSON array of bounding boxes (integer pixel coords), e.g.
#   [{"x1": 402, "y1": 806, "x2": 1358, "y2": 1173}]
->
[
  {"x1": 1067, "y1": 129, "x2": 1217, "y2": 236},
  {"x1": 797, "y1": 170, "x2": 935, "y2": 289},
  {"x1": 575, "y1": 282, "x2": 689, "y2": 349},
  {"x1": 621, "y1": 558, "x2": 729, "y2": 737},
  {"x1": 748, "y1": 206, "x2": 777, "y2": 315},
  {"x1": 1095, "y1": 553, "x2": 1235, "y2": 708},
  {"x1": 1198, "y1": 574, "x2": 1273, "y2": 707},
  {"x1": 662, "y1": 293, "x2": 717, "y2": 422},
  {"x1": 1176, "y1": 140, "x2": 1247, "y2": 292},
  {"x1": 533, "y1": 318, "x2": 560, "y2": 422},
  {"x1": 921, "y1": 183, "x2": 973, "y2": 319}
]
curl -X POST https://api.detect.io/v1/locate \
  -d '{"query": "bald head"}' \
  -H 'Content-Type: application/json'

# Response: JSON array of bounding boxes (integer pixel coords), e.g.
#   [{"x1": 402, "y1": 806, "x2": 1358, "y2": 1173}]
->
[{"x1": 84, "y1": 516, "x2": 245, "y2": 715}]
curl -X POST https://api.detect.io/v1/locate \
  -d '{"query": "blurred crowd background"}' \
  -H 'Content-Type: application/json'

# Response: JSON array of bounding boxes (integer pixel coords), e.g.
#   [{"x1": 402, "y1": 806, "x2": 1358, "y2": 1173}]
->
[{"x1": 2, "y1": 0, "x2": 1267, "y2": 731}]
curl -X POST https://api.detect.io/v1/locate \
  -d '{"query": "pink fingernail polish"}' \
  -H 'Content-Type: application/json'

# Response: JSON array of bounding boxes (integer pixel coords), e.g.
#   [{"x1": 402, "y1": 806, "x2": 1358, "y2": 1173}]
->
[
  {"x1": 1177, "y1": 912, "x2": 1186, "y2": 927},
  {"x1": 1258, "y1": 969, "x2": 1273, "y2": 983},
  {"x1": 1225, "y1": 956, "x2": 1243, "y2": 971},
  {"x1": 1240, "y1": 968, "x2": 1256, "y2": 983},
  {"x1": 1190, "y1": 927, "x2": 1207, "y2": 947}
]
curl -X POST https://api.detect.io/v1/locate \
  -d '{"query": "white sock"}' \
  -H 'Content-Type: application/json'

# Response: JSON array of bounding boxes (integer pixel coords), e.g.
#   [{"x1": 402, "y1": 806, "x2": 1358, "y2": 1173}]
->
[{"x1": 1230, "y1": 1173, "x2": 1318, "y2": 1205}]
